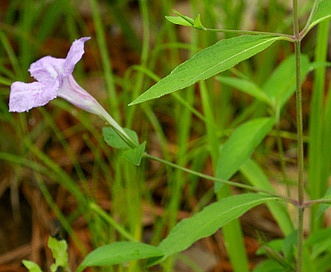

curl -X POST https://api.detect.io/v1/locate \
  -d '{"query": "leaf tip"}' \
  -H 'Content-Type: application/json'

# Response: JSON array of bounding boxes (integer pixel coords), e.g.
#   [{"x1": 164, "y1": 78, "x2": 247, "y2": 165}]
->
[{"x1": 128, "y1": 98, "x2": 141, "y2": 106}]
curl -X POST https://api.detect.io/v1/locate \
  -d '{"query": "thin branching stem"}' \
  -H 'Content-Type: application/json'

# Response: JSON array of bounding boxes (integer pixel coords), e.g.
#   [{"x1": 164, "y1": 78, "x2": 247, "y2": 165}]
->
[
  {"x1": 293, "y1": 0, "x2": 305, "y2": 271},
  {"x1": 205, "y1": 27, "x2": 294, "y2": 40},
  {"x1": 143, "y1": 153, "x2": 296, "y2": 205}
]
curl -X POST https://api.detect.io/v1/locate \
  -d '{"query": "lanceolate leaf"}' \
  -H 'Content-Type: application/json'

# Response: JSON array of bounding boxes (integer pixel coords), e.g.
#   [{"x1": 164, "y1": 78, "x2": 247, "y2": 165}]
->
[
  {"x1": 306, "y1": 0, "x2": 331, "y2": 32},
  {"x1": 129, "y1": 35, "x2": 283, "y2": 105},
  {"x1": 155, "y1": 194, "x2": 277, "y2": 261},
  {"x1": 217, "y1": 76, "x2": 273, "y2": 105},
  {"x1": 218, "y1": 54, "x2": 311, "y2": 113},
  {"x1": 241, "y1": 159, "x2": 293, "y2": 235},
  {"x1": 77, "y1": 242, "x2": 164, "y2": 272},
  {"x1": 263, "y1": 54, "x2": 310, "y2": 115},
  {"x1": 215, "y1": 117, "x2": 275, "y2": 192}
]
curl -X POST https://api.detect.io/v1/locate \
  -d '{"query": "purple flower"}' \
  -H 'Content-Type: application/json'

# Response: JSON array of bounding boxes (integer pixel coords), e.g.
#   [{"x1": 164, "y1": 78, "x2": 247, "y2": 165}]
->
[
  {"x1": 9, "y1": 37, "x2": 104, "y2": 115},
  {"x1": 9, "y1": 37, "x2": 137, "y2": 148}
]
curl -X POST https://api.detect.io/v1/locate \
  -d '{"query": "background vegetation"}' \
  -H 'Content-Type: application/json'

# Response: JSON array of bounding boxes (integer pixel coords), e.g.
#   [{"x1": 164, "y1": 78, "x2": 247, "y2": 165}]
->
[{"x1": 0, "y1": 0, "x2": 329, "y2": 271}]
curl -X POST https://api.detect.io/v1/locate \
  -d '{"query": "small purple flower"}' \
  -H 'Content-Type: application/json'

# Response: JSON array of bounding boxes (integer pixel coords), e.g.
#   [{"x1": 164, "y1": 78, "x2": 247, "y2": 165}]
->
[
  {"x1": 9, "y1": 37, "x2": 137, "y2": 148},
  {"x1": 9, "y1": 37, "x2": 104, "y2": 115}
]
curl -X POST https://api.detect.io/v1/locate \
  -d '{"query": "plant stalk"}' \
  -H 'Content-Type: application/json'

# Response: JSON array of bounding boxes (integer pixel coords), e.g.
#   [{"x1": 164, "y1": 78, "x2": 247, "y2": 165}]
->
[
  {"x1": 143, "y1": 153, "x2": 295, "y2": 204},
  {"x1": 293, "y1": 0, "x2": 304, "y2": 271}
]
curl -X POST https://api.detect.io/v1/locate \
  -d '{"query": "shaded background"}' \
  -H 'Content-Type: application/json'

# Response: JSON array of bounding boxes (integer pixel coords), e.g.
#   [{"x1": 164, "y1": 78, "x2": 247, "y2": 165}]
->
[{"x1": 0, "y1": 0, "x2": 321, "y2": 271}]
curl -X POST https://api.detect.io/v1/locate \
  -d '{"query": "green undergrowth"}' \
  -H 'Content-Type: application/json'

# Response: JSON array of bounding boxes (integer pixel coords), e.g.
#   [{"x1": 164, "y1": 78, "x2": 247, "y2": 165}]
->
[{"x1": 1, "y1": 0, "x2": 331, "y2": 271}]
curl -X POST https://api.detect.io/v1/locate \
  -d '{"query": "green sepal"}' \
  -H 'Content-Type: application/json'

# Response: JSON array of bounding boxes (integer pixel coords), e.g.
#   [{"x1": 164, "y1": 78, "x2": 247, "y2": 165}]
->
[
  {"x1": 102, "y1": 127, "x2": 146, "y2": 166},
  {"x1": 123, "y1": 141, "x2": 146, "y2": 166},
  {"x1": 102, "y1": 127, "x2": 138, "y2": 149},
  {"x1": 165, "y1": 10, "x2": 206, "y2": 30},
  {"x1": 193, "y1": 14, "x2": 206, "y2": 30}
]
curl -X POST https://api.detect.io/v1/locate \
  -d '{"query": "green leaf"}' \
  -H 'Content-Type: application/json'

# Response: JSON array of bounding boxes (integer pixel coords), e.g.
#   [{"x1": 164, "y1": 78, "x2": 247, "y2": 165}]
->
[
  {"x1": 282, "y1": 231, "x2": 297, "y2": 264},
  {"x1": 256, "y1": 239, "x2": 283, "y2": 256},
  {"x1": 48, "y1": 236, "x2": 69, "y2": 271},
  {"x1": 306, "y1": 0, "x2": 331, "y2": 32},
  {"x1": 253, "y1": 259, "x2": 285, "y2": 272},
  {"x1": 215, "y1": 117, "x2": 275, "y2": 192},
  {"x1": 77, "y1": 242, "x2": 164, "y2": 272},
  {"x1": 317, "y1": 185, "x2": 331, "y2": 218},
  {"x1": 155, "y1": 194, "x2": 277, "y2": 262},
  {"x1": 166, "y1": 10, "x2": 205, "y2": 30},
  {"x1": 22, "y1": 260, "x2": 43, "y2": 272},
  {"x1": 305, "y1": 227, "x2": 331, "y2": 259},
  {"x1": 193, "y1": 14, "x2": 206, "y2": 30},
  {"x1": 102, "y1": 127, "x2": 146, "y2": 165},
  {"x1": 240, "y1": 159, "x2": 293, "y2": 235},
  {"x1": 263, "y1": 54, "x2": 310, "y2": 115},
  {"x1": 217, "y1": 76, "x2": 273, "y2": 105},
  {"x1": 123, "y1": 141, "x2": 146, "y2": 166},
  {"x1": 171, "y1": 10, "x2": 195, "y2": 25},
  {"x1": 165, "y1": 16, "x2": 193, "y2": 27},
  {"x1": 102, "y1": 127, "x2": 138, "y2": 149},
  {"x1": 129, "y1": 35, "x2": 283, "y2": 105}
]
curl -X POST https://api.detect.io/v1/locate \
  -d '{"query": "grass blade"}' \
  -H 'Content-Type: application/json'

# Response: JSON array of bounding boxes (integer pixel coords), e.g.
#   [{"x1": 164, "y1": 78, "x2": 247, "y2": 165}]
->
[{"x1": 308, "y1": 21, "x2": 330, "y2": 231}]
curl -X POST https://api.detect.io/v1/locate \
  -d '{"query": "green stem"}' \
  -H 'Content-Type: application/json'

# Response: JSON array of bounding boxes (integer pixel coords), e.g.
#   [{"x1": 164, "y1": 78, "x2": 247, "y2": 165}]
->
[
  {"x1": 98, "y1": 106, "x2": 137, "y2": 148},
  {"x1": 205, "y1": 27, "x2": 293, "y2": 40},
  {"x1": 143, "y1": 153, "x2": 295, "y2": 204},
  {"x1": 293, "y1": 0, "x2": 304, "y2": 271},
  {"x1": 306, "y1": 199, "x2": 331, "y2": 206}
]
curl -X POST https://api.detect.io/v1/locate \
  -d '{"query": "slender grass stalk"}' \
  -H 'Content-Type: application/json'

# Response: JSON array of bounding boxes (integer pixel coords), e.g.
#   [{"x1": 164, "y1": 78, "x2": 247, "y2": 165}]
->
[
  {"x1": 89, "y1": 202, "x2": 136, "y2": 242},
  {"x1": 19, "y1": 0, "x2": 35, "y2": 70},
  {"x1": 33, "y1": 172, "x2": 87, "y2": 255},
  {"x1": 308, "y1": 20, "x2": 330, "y2": 232},
  {"x1": 0, "y1": 151, "x2": 88, "y2": 254},
  {"x1": 0, "y1": 32, "x2": 23, "y2": 78},
  {"x1": 126, "y1": 0, "x2": 150, "y2": 128},
  {"x1": 89, "y1": 0, "x2": 119, "y2": 119},
  {"x1": 107, "y1": 3, "x2": 141, "y2": 52},
  {"x1": 38, "y1": 107, "x2": 87, "y2": 184},
  {"x1": 293, "y1": 0, "x2": 304, "y2": 271}
]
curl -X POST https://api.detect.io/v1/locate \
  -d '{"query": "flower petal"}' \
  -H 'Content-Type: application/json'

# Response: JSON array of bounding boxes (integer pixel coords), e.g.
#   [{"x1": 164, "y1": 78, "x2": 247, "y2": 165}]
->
[
  {"x1": 29, "y1": 56, "x2": 65, "y2": 83},
  {"x1": 63, "y1": 37, "x2": 91, "y2": 76},
  {"x1": 57, "y1": 75, "x2": 103, "y2": 115},
  {"x1": 9, "y1": 81, "x2": 58, "y2": 112}
]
